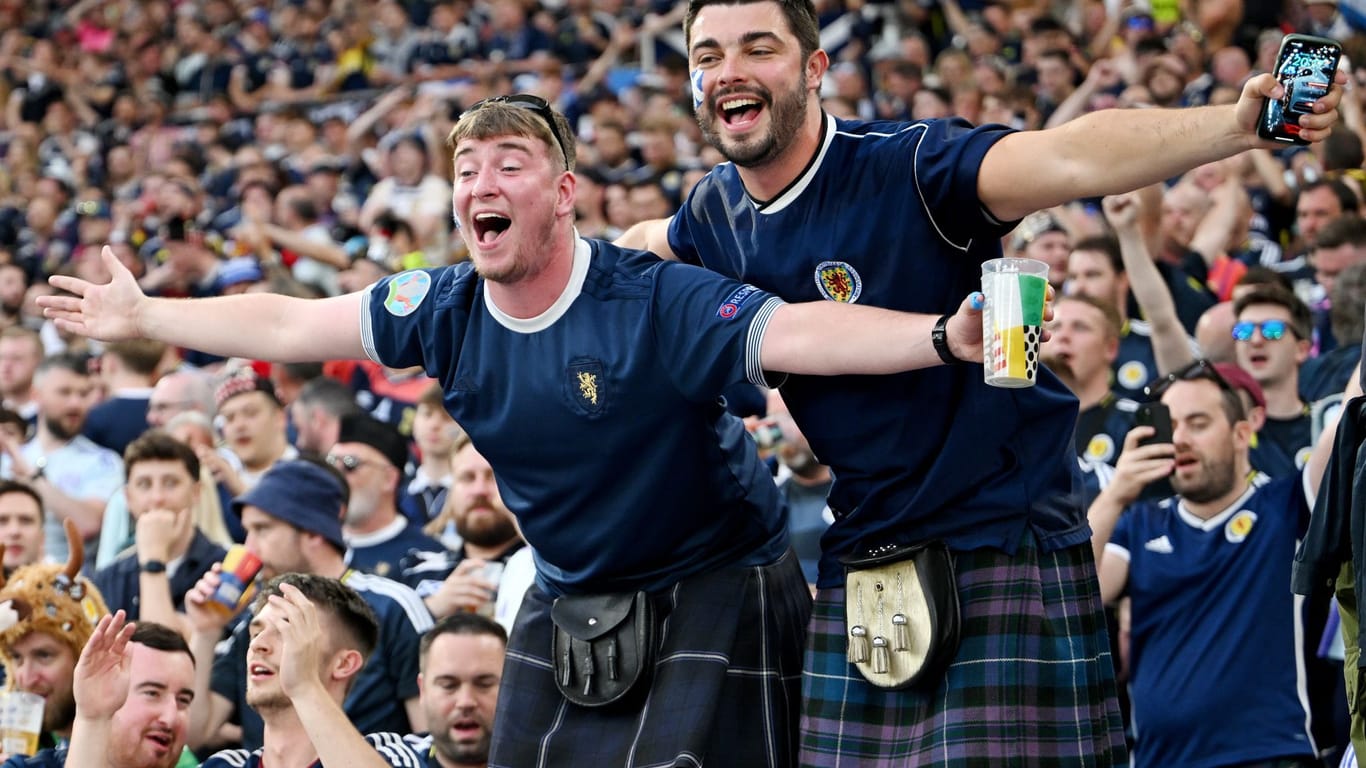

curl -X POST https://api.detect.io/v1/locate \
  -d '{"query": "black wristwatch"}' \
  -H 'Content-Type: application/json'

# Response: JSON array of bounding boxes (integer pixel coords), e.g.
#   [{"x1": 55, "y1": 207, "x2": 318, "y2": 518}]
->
[
  {"x1": 932, "y1": 314, "x2": 961, "y2": 365},
  {"x1": 140, "y1": 560, "x2": 168, "y2": 574}
]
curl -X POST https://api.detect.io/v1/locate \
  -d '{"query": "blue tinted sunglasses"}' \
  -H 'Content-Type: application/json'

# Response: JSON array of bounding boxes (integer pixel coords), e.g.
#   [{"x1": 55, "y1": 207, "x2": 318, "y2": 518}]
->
[{"x1": 1231, "y1": 320, "x2": 1291, "y2": 342}]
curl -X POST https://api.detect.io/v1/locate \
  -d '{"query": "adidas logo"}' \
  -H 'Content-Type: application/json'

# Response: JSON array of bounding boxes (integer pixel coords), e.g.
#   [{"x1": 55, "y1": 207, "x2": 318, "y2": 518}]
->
[{"x1": 1144, "y1": 535, "x2": 1174, "y2": 554}]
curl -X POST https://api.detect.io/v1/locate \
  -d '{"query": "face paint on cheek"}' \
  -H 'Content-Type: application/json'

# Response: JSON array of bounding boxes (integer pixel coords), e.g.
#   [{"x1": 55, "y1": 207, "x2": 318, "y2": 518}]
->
[{"x1": 691, "y1": 69, "x2": 705, "y2": 110}]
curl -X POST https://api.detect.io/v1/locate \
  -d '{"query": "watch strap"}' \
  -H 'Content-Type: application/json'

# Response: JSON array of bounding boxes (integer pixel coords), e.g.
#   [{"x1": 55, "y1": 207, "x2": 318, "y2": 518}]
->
[{"x1": 932, "y1": 314, "x2": 960, "y2": 365}]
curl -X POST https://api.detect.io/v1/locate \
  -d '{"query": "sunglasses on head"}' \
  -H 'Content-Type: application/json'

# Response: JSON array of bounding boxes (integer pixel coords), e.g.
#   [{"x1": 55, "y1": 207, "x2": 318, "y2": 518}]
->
[
  {"x1": 1144, "y1": 358, "x2": 1233, "y2": 400},
  {"x1": 461, "y1": 94, "x2": 571, "y2": 169},
  {"x1": 1231, "y1": 319, "x2": 1292, "y2": 342}
]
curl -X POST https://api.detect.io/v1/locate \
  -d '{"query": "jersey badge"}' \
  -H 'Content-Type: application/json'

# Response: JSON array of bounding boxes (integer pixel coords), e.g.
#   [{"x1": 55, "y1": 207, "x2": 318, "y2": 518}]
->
[
  {"x1": 1225, "y1": 510, "x2": 1257, "y2": 543},
  {"x1": 1116, "y1": 360, "x2": 1149, "y2": 391},
  {"x1": 814, "y1": 261, "x2": 862, "y2": 303},
  {"x1": 384, "y1": 271, "x2": 432, "y2": 317},
  {"x1": 566, "y1": 358, "x2": 607, "y2": 416},
  {"x1": 1295, "y1": 446, "x2": 1313, "y2": 470},
  {"x1": 717, "y1": 284, "x2": 761, "y2": 319},
  {"x1": 1085, "y1": 434, "x2": 1116, "y2": 463}
]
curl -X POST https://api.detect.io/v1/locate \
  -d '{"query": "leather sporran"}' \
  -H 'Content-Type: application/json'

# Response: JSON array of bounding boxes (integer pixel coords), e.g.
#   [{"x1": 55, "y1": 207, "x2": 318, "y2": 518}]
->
[
  {"x1": 841, "y1": 540, "x2": 961, "y2": 690},
  {"x1": 551, "y1": 591, "x2": 656, "y2": 707}
]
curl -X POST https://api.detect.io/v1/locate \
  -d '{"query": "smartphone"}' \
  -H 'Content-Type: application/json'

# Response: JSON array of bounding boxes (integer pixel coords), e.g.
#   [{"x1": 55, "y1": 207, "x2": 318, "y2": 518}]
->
[
  {"x1": 1135, "y1": 402, "x2": 1173, "y2": 446},
  {"x1": 1257, "y1": 34, "x2": 1342, "y2": 145}
]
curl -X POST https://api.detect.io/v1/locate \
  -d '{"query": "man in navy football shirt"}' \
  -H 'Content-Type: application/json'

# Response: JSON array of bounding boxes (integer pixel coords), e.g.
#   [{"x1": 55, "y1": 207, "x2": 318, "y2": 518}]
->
[
  {"x1": 616, "y1": 1, "x2": 1346, "y2": 764},
  {"x1": 41, "y1": 96, "x2": 997, "y2": 765}
]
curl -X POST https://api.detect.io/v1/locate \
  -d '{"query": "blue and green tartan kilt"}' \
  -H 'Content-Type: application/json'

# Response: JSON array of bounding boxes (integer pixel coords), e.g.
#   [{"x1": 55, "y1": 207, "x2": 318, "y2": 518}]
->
[
  {"x1": 489, "y1": 551, "x2": 812, "y2": 767},
  {"x1": 800, "y1": 537, "x2": 1128, "y2": 767}
]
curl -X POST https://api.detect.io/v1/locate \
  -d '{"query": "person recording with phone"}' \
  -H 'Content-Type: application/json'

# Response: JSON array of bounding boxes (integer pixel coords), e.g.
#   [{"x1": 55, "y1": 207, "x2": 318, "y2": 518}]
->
[{"x1": 1088, "y1": 359, "x2": 1344, "y2": 766}]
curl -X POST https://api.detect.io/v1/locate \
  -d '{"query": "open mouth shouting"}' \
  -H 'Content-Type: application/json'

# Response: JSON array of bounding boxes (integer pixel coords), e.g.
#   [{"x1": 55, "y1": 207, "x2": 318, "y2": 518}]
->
[
  {"x1": 715, "y1": 92, "x2": 767, "y2": 132},
  {"x1": 471, "y1": 212, "x2": 512, "y2": 247}
]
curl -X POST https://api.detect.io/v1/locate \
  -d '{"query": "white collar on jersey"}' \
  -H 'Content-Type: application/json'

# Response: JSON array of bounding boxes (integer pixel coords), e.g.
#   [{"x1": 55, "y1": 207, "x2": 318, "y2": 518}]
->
[
  {"x1": 752, "y1": 113, "x2": 839, "y2": 215},
  {"x1": 484, "y1": 232, "x2": 590, "y2": 334},
  {"x1": 1175, "y1": 475, "x2": 1263, "y2": 531}
]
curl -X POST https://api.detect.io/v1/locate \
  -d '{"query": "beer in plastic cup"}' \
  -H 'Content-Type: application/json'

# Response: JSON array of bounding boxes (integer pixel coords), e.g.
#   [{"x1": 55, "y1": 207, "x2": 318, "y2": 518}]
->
[
  {"x1": 981, "y1": 258, "x2": 1049, "y2": 388},
  {"x1": 0, "y1": 691, "x2": 43, "y2": 756}
]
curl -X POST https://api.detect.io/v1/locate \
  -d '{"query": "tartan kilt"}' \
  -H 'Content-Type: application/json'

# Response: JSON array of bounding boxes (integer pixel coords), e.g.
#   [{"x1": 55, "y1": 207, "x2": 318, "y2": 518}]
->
[
  {"x1": 489, "y1": 551, "x2": 812, "y2": 768},
  {"x1": 800, "y1": 537, "x2": 1128, "y2": 767}
]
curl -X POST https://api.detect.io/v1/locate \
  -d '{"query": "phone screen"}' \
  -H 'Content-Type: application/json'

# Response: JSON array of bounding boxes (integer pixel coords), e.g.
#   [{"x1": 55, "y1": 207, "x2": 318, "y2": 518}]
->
[{"x1": 1258, "y1": 35, "x2": 1342, "y2": 145}]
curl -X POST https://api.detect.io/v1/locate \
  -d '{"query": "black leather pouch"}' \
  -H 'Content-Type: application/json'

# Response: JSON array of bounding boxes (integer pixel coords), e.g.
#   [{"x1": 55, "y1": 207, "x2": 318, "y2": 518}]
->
[{"x1": 551, "y1": 591, "x2": 656, "y2": 707}]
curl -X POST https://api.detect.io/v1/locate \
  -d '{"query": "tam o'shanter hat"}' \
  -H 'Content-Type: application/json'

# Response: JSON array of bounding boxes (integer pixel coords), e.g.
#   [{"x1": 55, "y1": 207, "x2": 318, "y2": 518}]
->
[{"x1": 0, "y1": 520, "x2": 109, "y2": 688}]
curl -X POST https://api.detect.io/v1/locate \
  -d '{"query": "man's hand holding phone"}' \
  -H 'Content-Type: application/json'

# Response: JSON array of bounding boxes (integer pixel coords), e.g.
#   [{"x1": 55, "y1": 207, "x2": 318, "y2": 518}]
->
[{"x1": 1108, "y1": 415, "x2": 1177, "y2": 509}]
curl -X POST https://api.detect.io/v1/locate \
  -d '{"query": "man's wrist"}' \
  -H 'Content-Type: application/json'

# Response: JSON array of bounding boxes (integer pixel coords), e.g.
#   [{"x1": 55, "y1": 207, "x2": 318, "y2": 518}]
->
[{"x1": 932, "y1": 314, "x2": 962, "y2": 365}]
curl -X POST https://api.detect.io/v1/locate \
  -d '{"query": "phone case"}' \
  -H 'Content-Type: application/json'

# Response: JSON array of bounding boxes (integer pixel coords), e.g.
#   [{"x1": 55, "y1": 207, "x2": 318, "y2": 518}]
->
[{"x1": 1258, "y1": 34, "x2": 1342, "y2": 145}]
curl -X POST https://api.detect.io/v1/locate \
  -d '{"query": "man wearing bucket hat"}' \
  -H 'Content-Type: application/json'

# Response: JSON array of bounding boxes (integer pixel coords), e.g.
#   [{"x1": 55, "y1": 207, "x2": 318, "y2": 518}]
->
[{"x1": 183, "y1": 460, "x2": 431, "y2": 753}]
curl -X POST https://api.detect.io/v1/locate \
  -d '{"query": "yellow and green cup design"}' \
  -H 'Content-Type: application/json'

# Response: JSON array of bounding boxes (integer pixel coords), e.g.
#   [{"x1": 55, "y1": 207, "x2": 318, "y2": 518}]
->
[{"x1": 981, "y1": 258, "x2": 1049, "y2": 388}]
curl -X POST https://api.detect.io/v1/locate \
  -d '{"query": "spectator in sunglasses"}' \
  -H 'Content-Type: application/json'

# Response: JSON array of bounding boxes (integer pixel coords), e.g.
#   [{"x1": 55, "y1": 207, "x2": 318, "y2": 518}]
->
[{"x1": 1231, "y1": 285, "x2": 1314, "y2": 479}]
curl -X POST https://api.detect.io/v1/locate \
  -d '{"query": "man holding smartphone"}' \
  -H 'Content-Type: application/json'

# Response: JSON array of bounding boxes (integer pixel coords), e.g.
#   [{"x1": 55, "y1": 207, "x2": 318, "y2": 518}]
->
[{"x1": 1088, "y1": 359, "x2": 1338, "y2": 766}]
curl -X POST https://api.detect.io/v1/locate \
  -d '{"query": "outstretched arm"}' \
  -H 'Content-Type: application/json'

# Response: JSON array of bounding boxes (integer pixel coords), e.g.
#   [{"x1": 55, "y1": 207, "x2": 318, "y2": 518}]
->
[
  {"x1": 761, "y1": 292, "x2": 998, "y2": 375},
  {"x1": 40, "y1": 245, "x2": 366, "y2": 363},
  {"x1": 980, "y1": 71, "x2": 1346, "y2": 222}
]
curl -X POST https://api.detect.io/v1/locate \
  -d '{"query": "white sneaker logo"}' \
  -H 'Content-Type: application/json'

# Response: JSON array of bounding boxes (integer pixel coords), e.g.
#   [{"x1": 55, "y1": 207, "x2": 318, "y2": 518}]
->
[{"x1": 1144, "y1": 535, "x2": 1174, "y2": 554}]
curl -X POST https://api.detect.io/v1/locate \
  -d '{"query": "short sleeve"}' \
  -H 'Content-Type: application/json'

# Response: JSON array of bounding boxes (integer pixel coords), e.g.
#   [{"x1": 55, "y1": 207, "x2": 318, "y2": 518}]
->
[
  {"x1": 360, "y1": 267, "x2": 471, "y2": 376},
  {"x1": 910, "y1": 119, "x2": 1018, "y2": 247},
  {"x1": 365, "y1": 732, "x2": 425, "y2": 767},
  {"x1": 1108, "y1": 506, "x2": 1135, "y2": 560},
  {"x1": 648, "y1": 262, "x2": 784, "y2": 400}
]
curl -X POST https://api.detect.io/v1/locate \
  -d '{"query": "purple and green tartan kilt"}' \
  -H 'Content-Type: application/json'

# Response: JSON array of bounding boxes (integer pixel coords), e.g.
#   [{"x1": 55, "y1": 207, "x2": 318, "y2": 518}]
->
[
  {"x1": 489, "y1": 551, "x2": 812, "y2": 768},
  {"x1": 800, "y1": 537, "x2": 1127, "y2": 767}
]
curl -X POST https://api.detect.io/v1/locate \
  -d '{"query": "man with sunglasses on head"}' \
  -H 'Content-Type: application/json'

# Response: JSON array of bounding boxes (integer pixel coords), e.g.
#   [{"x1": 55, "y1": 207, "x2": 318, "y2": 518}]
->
[
  {"x1": 1088, "y1": 359, "x2": 1341, "y2": 767},
  {"x1": 1233, "y1": 285, "x2": 1316, "y2": 479},
  {"x1": 36, "y1": 91, "x2": 1003, "y2": 766}
]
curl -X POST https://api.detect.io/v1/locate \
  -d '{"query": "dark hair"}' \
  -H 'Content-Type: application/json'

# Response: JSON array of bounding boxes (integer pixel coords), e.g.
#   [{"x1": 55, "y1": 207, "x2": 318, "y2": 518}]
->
[
  {"x1": 1324, "y1": 128, "x2": 1365, "y2": 172},
  {"x1": 131, "y1": 621, "x2": 195, "y2": 667},
  {"x1": 1232, "y1": 285, "x2": 1313, "y2": 341},
  {"x1": 295, "y1": 376, "x2": 361, "y2": 418},
  {"x1": 124, "y1": 430, "x2": 200, "y2": 481},
  {"x1": 0, "y1": 480, "x2": 43, "y2": 521},
  {"x1": 279, "y1": 362, "x2": 324, "y2": 384},
  {"x1": 102, "y1": 340, "x2": 167, "y2": 377},
  {"x1": 35, "y1": 352, "x2": 89, "y2": 381},
  {"x1": 252, "y1": 573, "x2": 379, "y2": 660},
  {"x1": 1312, "y1": 213, "x2": 1366, "y2": 250},
  {"x1": 419, "y1": 613, "x2": 507, "y2": 672},
  {"x1": 1056, "y1": 293, "x2": 1122, "y2": 340},
  {"x1": 1237, "y1": 266, "x2": 1294, "y2": 292},
  {"x1": 418, "y1": 381, "x2": 446, "y2": 410},
  {"x1": 1071, "y1": 234, "x2": 1124, "y2": 275},
  {"x1": 1299, "y1": 178, "x2": 1360, "y2": 214},
  {"x1": 0, "y1": 408, "x2": 28, "y2": 441},
  {"x1": 685, "y1": 0, "x2": 821, "y2": 66},
  {"x1": 1331, "y1": 262, "x2": 1366, "y2": 344},
  {"x1": 372, "y1": 210, "x2": 415, "y2": 242}
]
